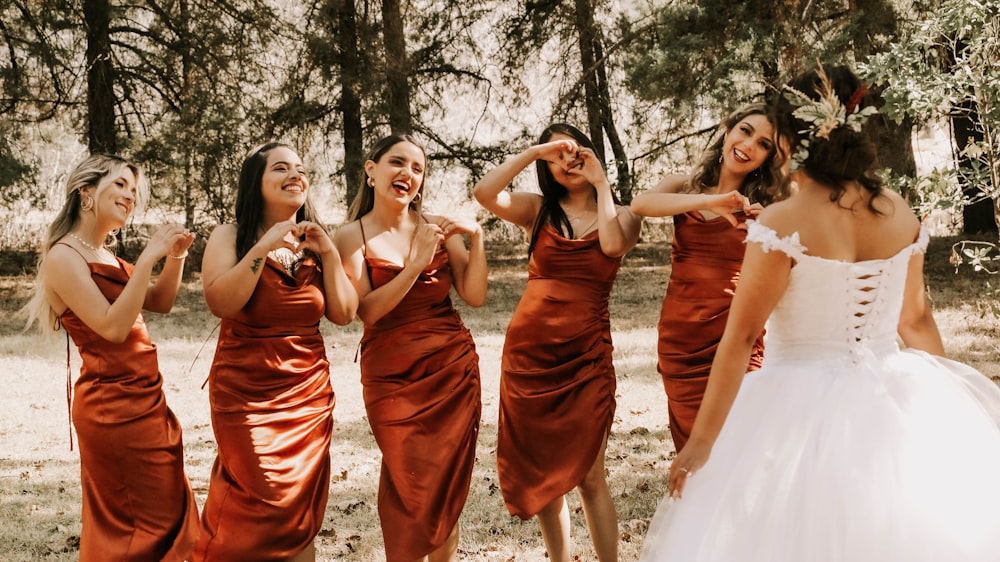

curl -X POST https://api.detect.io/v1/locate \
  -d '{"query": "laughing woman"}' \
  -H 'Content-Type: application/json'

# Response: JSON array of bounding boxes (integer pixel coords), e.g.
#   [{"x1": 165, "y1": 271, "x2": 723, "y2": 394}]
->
[
  {"x1": 630, "y1": 104, "x2": 787, "y2": 452},
  {"x1": 334, "y1": 134, "x2": 487, "y2": 562},
  {"x1": 24, "y1": 154, "x2": 199, "y2": 561},
  {"x1": 473, "y1": 123, "x2": 642, "y2": 562},
  {"x1": 195, "y1": 142, "x2": 357, "y2": 561}
]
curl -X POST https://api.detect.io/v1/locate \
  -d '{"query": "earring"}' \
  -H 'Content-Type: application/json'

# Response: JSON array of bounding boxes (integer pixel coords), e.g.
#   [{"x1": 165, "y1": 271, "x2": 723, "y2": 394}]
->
[
  {"x1": 367, "y1": 177, "x2": 375, "y2": 188},
  {"x1": 412, "y1": 191, "x2": 422, "y2": 203},
  {"x1": 80, "y1": 196, "x2": 94, "y2": 212},
  {"x1": 718, "y1": 153, "x2": 724, "y2": 164}
]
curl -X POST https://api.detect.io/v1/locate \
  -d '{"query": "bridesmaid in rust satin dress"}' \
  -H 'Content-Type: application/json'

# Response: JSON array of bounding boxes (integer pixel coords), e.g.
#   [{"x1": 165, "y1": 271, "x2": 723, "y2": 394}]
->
[
  {"x1": 197, "y1": 143, "x2": 358, "y2": 561},
  {"x1": 25, "y1": 154, "x2": 199, "y2": 561},
  {"x1": 474, "y1": 123, "x2": 641, "y2": 562},
  {"x1": 335, "y1": 134, "x2": 487, "y2": 562},
  {"x1": 631, "y1": 104, "x2": 787, "y2": 452}
]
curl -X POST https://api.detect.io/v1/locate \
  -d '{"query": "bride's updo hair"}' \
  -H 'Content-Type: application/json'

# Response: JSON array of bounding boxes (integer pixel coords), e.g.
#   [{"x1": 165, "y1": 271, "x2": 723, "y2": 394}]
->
[{"x1": 771, "y1": 64, "x2": 883, "y2": 211}]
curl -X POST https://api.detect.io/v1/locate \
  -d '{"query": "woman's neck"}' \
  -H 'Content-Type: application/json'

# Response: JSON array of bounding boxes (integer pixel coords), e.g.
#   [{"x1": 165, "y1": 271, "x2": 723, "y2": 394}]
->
[
  {"x1": 716, "y1": 167, "x2": 746, "y2": 193},
  {"x1": 370, "y1": 203, "x2": 413, "y2": 231},
  {"x1": 560, "y1": 190, "x2": 596, "y2": 213}
]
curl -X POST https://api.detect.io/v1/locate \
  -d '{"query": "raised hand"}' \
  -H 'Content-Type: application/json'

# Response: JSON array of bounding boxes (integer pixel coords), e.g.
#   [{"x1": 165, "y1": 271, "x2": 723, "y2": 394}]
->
[
  {"x1": 432, "y1": 215, "x2": 483, "y2": 239},
  {"x1": 707, "y1": 191, "x2": 753, "y2": 228},
  {"x1": 295, "y1": 221, "x2": 335, "y2": 256},
  {"x1": 257, "y1": 220, "x2": 302, "y2": 253},
  {"x1": 536, "y1": 139, "x2": 579, "y2": 166},
  {"x1": 143, "y1": 224, "x2": 194, "y2": 261},
  {"x1": 407, "y1": 222, "x2": 445, "y2": 270},
  {"x1": 566, "y1": 146, "x2": 610, "y2": 189}
]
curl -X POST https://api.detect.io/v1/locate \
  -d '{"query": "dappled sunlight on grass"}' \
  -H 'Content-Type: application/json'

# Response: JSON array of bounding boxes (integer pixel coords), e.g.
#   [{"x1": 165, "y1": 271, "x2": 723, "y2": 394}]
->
[{"x1": 1, "y1": 233, "x2": 998, "y2": 559}]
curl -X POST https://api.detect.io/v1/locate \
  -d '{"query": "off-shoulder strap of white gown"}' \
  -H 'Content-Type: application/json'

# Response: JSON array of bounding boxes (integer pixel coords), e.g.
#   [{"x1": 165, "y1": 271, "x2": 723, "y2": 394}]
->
[{"x1": 745, "y1": 220, "x2": 808, "y2": 260}]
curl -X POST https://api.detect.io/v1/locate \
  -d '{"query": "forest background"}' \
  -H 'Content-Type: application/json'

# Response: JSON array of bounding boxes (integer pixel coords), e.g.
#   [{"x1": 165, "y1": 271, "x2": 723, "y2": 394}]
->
[{"x1": 0, "y1": 0, "x2": 999, "y2": 263}]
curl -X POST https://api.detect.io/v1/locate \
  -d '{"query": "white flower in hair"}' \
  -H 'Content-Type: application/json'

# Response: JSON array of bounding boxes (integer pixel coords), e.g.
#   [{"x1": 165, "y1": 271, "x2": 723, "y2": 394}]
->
[{"x1": 782, "y1": 66, "x2": 878, "y2": 171}]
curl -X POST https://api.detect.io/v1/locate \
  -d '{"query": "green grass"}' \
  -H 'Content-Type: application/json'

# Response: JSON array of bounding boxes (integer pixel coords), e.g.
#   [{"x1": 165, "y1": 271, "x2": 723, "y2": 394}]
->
[{"x1": 0, "y1": 235, "x2": 997, "y2": 560}]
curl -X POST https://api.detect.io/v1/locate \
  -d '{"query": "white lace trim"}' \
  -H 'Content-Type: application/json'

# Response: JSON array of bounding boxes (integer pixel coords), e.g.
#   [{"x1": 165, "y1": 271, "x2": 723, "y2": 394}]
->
[
  {"x1": 913, "y1": 226, "x2": 930, "y2": 255},
  {"x1": 746, "y1": 220, "x2": 806, "y2": 258}
]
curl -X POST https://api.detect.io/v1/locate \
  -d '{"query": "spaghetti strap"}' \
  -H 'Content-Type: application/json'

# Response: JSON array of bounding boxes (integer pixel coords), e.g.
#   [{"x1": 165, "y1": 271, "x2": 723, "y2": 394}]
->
[
  {"x1": 359, "y1": 219, "x2": 369, "y2": 258},
  {"x1": 56, "y1": 240, "x2": 89, "y2": 261}
]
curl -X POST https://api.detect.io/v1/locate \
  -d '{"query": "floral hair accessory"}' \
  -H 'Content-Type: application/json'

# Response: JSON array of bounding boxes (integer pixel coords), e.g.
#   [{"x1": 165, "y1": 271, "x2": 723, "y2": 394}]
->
[{"x1": 782, "y1": 66, "x2": 878, "y2": 171}]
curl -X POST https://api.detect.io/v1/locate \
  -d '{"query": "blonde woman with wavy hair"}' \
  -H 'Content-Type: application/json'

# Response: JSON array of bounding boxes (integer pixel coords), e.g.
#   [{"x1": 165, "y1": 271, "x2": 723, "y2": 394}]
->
[{"x1": 23, "y1": 153, "x2": 199, "y2": 561}]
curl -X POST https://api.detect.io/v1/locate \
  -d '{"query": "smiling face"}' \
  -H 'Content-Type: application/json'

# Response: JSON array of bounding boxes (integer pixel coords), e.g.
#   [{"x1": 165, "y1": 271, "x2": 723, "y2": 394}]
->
[
  {"x1": 85, "y1": 165, "x2": 138, "y2": 229},
  {"x1": 721, "y1": 113, "x2": 775, "y2": 175},
  {"x1": 365, "y1": 140, "x2": 426, "y2": 206},
  {"x1": 260, "y1": 146, "x2": 308, "y2": 211}
]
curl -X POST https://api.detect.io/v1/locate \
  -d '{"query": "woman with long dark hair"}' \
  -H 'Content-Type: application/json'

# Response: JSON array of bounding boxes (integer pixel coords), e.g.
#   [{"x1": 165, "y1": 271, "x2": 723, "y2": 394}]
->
[
  {"x1": 474, "y1": 123, "x2": 642, "y2": 562},
  {"x1": 195, "y1": 142, "x2": 357, "y2": 561}
]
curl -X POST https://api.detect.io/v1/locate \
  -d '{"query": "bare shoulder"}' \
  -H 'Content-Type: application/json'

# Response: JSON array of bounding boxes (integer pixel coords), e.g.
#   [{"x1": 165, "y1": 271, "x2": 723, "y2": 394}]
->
[
  {"x1": 332, "y1": 220, "x2": 363, "y2": 253},
  {"x1": 41, "y1": 242, "x2": 90, "y2": 278},
  {"x1": 754, "y1": 197, "x2": 800, "y2": 237},
  {"x1": 206, "y1": 223, "x2": 237, "y2": 245}
]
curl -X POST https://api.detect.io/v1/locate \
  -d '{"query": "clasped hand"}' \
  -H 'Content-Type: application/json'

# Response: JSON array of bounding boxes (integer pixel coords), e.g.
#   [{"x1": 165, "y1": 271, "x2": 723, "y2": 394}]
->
[
  {"x1": 259, "y1": 220, "x2": 335, "y2": 256},
  {"x1": 709, "y1": 191, "x2": 763, "y2": 229},
  {"x1": 537, "y1": 139, "x2": 609, "y2": 188}
]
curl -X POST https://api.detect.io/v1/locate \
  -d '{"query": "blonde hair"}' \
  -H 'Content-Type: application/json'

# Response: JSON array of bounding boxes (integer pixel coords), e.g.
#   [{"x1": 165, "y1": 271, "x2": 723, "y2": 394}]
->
[{"x1": 21, "y1": 154, "x2": 148, "y2": 333}]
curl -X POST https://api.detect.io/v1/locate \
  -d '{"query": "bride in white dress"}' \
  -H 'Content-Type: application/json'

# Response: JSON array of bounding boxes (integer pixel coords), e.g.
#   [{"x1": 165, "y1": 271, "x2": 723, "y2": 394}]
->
[{"x1": 639, "y1": 64, "x2": 1000, "y2": 562}]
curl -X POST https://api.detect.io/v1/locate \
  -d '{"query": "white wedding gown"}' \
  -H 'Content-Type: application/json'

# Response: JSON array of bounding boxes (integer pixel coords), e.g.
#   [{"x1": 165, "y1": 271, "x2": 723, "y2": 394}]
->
[{"x1": 640, "y1": 221, "x2": 1000, "y2": 562}]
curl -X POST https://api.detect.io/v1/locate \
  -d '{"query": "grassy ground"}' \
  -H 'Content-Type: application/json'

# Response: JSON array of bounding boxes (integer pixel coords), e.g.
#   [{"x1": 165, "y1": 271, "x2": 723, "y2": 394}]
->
[{"x1": 0, "y1": 230, "x2": 997, "y2": 561}]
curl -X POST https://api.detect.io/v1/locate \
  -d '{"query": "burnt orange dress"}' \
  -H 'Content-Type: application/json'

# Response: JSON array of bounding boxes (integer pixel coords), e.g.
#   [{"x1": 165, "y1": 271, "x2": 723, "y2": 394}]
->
[
  {"x1": 497, "y1": 224, "x2": 622, "y2": 519},
  {"x1": 194, "y1": 257, "x2": 334, "y2": 561},
  {"x1": 59, "y1": 256, "x2": 199, "y2": 562},
  {"x1": 360, "y1": 238, "x2": 481, "y2": 561},
  {"x1": 658, "y1": 212, "x2": 764, "y2": 451}
]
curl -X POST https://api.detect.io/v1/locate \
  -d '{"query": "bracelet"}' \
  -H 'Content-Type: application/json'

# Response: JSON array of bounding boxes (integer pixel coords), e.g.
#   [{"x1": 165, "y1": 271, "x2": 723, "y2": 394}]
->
[{"x1": 168, "y1": 250, "x2": 188, "y2": 260}]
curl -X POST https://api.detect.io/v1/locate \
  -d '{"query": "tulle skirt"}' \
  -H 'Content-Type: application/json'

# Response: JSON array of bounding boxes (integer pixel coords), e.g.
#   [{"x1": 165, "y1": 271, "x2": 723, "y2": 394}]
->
[{"x1": 640, "y1": 348, "x2": 1000, "y2": 562}]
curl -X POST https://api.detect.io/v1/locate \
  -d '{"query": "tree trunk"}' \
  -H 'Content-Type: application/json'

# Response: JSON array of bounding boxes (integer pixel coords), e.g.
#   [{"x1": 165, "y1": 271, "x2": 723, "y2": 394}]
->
[
  {"x1": 335, "y1": 0, "x2": 365, "y2": 206},
  {"x1": 593, "y1": 35, "x2": 630, "y2": 201},
  {"x1": 953, "y1": 100, "x2": 996, "y2": 233},
  {"x1": 83, "y1": 0, "x2": 117, "y2": 153},
  {"x1": 381, "y1": 0, "x2": 412, "y2": 134},
  {"x1": 573, "y1": 0, "x2": 605, "y2": 162}
]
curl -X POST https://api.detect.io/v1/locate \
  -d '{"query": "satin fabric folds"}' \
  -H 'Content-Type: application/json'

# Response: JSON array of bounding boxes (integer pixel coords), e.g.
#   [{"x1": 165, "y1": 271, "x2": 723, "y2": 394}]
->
[
  {"x1": 360, "y1": 247, "x2": 481, "y2": 561},
  {"x1": 498, "y1": 224, "x2": 622, "y2": 519},
  {"x1": 658, "y1": 212, "x2": 763, "y2": 451},
  {"x1": 59, "y1": 259, "x2": 199, "y2": 562},
  {"x1": 195, "y1": 258, "x2": 334, "y2": 561}
]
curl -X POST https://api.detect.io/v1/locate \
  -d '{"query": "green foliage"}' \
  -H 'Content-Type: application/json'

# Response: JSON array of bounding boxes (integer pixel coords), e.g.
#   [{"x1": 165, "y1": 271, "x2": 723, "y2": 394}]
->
[{"x1": 862, "y1": 0, "x2": 1000, "y2": 228}]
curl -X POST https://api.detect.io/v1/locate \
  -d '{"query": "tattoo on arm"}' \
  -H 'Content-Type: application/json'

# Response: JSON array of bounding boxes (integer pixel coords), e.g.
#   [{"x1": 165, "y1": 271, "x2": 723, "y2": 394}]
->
[{"x1": 251, "y1": 257, "x2": 262, "y2": 273}]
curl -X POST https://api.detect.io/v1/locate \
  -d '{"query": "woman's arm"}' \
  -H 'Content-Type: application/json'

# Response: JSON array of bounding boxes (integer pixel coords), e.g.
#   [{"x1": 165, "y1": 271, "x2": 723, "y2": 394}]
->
[
  {"x1": 473, "y1": 143, "x2": 575, "y2": 230},
  {"x1": 667, "y1": 222, "x2": 792, "y2": 497},
  {"x1": 631, "y1": 175, "x2": 752, "y2": 227},
  {"x1": 435, "y1": 215, "x2": 488, "y2": 307},
  {"x1": 334, "y1": 220, "x2": 445, "y2": 325},
  {"x1": 298, "y1": 221, "x2": 359, "y2": 325},
  {"x1": 143, "y1": 228, "x2": 195, "y2": 313},
  {"x1": 201, "y1": 221, "x2": 300, "y2": 318},
  {"x1": 898, "y1": 250, "x2": 945, "y2": 356},
  {"x1": 575, "y1": 148, "x2": 642, "y2": 257},
  {"x1": 44, "y1": 225, "x2": 190, "y2": 342}
]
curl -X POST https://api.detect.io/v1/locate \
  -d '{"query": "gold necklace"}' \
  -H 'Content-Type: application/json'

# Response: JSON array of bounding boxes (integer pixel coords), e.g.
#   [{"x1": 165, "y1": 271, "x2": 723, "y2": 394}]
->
[{"x1": 69, "y1": 232, "x2": 104, "y2": 252}]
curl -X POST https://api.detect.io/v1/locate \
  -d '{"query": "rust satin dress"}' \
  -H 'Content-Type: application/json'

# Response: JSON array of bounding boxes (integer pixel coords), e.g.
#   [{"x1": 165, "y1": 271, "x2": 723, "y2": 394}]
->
[
  {"x1": 59, "y1": 257, "x2": 200, "y2": 562},
  {"x1": 497, "y1": 223, "x2": 622, "y2": 519},
  {"x1": 360, "y1": 244, "x2": 481, "y2": 561},
  {"x1": 194, "y1": 257, "x2": 334, "y2": 561},
  {"x1": 658, "y1": 212, "x2": 764, "y2": 451}
]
